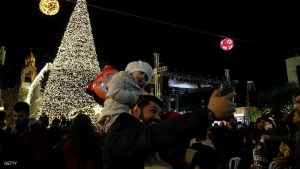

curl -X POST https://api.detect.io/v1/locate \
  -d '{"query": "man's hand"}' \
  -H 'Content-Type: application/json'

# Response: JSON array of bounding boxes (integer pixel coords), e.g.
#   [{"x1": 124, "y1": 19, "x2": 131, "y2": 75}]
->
[{"x1": 207, "y1": 89, "x2": 236, "y2": 120}]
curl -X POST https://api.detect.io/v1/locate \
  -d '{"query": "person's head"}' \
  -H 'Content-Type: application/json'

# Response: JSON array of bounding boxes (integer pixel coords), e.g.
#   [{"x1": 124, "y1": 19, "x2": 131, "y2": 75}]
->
[
  {"x1": 61, "y1": 115, "x2": 67, "y2": 125},
  {"x1": 0, "y1": 110, "x2": 6, "y2": 122},
  {"x1": 131, "y1": 95, "x2": 163, "y2": 126},
  {"x1": 294, "y1": 90, "x2": 300, "y2": 111},
  {"x1": 69, "y1": 113, "x2": 95, "y2": 162},
  {"x1": 256, "y1": 116, "x2": 267, "y2": 131},
  {"x1": 51, "y1": 117, "x2": 61, "y2": 127},
  {"x1": 12, "y1": 101, "x2": 30, "y2": 126},
  {"x1": 292, "y1": 109, "x2": 300, "y2": 124},
  {"x1": 125, "y1": 61, "x2": 153, "y2": 87},
  {"x1": 226, "y1": 121, "x2": 234, "y2": 129},
  {"x1": 190, "y1": 143, "x2": 219, "y2": 169},
  {"x1": 69, "y1": 113, "x2": 94, "y2": 139},
  {"x1": 219, "y1": 121, "x2": 225, "y2": 127},
  {"x1": 39, "y1": 113, "x2": 49, "y2": 127}
]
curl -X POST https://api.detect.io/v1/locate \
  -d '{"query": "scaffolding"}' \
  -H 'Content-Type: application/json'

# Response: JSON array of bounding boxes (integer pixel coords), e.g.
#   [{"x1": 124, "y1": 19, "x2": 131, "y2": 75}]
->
[
  {"x1": 153, "y1": 52, "x2": 167, "y2": 100},
  {"x1": 245, "y1": 81, "x2": 255, "y2": 124}
]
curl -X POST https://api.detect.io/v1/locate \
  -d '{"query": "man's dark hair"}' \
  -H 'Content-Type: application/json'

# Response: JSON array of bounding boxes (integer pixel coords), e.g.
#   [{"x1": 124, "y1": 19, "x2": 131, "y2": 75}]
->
[
  {"x1": 0, "y1": 111, "x2": 6, "y2": 121},
  {"x1": 13, "y1": 101, "x2": 30, "y2": 116},
  {"x1": 295, "y1": 90, "x2": 300, "y2": 97},
  {"x1": 190, "y1": 143, "x2": 219, "y2": 169},
  {"x1": 136, "y1": 95, "x2": 163, "y2": 110},
  {"x1": 256, "y1": 116, "x2": 266, "y2": 123}
]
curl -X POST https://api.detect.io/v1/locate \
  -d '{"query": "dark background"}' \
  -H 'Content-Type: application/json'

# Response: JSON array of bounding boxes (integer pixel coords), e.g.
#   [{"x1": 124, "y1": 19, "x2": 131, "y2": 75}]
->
[{"x1": 1, "y1": 0, "x2": 300, "y2": 106}]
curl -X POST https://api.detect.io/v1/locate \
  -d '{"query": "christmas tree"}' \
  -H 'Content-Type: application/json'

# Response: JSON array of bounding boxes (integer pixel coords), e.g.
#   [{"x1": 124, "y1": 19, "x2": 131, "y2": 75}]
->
[{"x1": 39, "y1": 0, "x2": 101, "y2": 122}]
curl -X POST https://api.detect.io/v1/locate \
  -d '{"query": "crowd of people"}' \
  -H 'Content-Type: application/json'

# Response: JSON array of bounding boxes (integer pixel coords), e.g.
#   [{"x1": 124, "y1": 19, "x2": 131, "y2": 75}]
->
[{"x1": 1, "y1": 60, "x2": 300, "y2": 169}]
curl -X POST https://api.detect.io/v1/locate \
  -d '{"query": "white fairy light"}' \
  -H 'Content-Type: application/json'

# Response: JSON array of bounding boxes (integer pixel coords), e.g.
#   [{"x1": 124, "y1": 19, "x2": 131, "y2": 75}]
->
[{"x1": 38, "y1": 0, "x2": 101, "y2": 123}]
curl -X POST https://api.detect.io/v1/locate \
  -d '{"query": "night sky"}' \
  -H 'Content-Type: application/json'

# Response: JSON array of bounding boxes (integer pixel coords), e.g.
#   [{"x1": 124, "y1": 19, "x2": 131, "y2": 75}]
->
[{"x1": 1, "y1": 0, "x2": 300, "y2": 105}]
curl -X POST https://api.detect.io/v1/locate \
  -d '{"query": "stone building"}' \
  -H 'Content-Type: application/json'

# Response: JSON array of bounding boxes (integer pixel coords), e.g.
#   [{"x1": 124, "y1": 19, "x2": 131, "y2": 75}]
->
[
  {"x1": 0, "y1": 49, "x2": 37, "y2": 121},
  {"x1": 286, "y1": 56, "x2": 300, "y2": 86}
]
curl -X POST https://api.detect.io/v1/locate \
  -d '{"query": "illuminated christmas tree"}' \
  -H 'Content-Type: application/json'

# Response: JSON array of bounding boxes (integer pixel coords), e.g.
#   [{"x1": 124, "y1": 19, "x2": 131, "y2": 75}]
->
[{"x1": 39, "y1": 0, "x2": 101, "y2": 122}]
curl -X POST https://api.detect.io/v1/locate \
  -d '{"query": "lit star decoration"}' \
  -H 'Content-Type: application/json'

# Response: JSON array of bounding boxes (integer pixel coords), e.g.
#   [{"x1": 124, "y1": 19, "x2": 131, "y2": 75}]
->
[
  {"x1": 220, "y1": 37, "x2": 234, "y2": 51},
  {"x1": 38, "y1": 0, "x2": 101, "y2": 123},
  {"x1": 39, "y1": 0, "x2": 60, "y2": 16}
]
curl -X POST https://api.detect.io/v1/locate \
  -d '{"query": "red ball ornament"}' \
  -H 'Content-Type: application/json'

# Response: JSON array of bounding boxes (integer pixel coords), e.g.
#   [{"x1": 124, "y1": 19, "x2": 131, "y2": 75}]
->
[{"x1": 220, "y1": 37, "x2": 234, "y2": 51}]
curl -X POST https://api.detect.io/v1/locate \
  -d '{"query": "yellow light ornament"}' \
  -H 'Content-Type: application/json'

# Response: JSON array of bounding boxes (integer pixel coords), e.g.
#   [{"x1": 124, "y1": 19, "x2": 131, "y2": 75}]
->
[{"x1": 39, "y1": 0, "x2": 60, "y2": 16}]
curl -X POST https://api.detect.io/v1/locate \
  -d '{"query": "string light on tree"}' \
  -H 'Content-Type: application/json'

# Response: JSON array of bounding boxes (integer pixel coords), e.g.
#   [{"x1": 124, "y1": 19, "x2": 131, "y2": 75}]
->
[
  {"x1": 39, "y1": 0, "x2": 60, "y2": 16},
  {"x1": 38, "y1": 0, "x2": 101, "y2": 123},
  {"x1": 220, "y1": 37, "x2": 234, "y2": 51}
]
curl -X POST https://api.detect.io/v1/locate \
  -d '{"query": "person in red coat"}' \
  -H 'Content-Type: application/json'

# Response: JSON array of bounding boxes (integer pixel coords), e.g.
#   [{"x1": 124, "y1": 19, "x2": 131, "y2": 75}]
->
[{"x1": 61, "y1": 114, "x2": 101, "y2": 169}]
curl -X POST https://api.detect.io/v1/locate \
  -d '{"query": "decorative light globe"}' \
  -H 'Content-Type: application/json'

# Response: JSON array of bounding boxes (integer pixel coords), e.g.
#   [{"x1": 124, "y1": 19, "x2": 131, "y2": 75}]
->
[
  {"x1": 39, "y1": 0, "x2": 60, "y2": 16},
  {"x1": 220, "y1": 37, "x2": 234, "y2": 51}
]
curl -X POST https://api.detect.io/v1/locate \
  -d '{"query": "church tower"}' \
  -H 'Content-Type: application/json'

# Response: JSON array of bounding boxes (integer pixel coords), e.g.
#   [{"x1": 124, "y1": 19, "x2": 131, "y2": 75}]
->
[
  {"x1": 18, "y1": 49, "x2": 37, "y2": 101},
  {"x1": 21, "y1": 48, "x2": 37, "y2": 83},
  {"x1": 286, "y1": 56, "x2": 300, "y2": 86}
]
